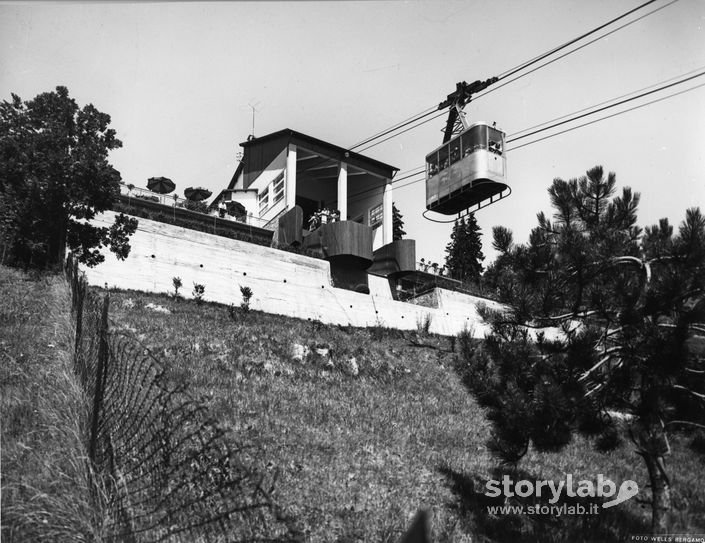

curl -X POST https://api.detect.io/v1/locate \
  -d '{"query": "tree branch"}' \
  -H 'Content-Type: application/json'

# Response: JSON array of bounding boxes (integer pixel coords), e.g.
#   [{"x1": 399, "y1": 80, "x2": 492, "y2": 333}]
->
[
  {"x1": 578, "y1": 348, "x2": 623, "y2": 382},
  {"x1": 537, "y1": 309, "x2": 601, "y2": 323},
  {"x1": 595, "y1": 327, "x2": 622, "y2": 349},
  {"x1": 657, "y1": 323, "x2": 705, "y2": 335},
  {"x1": 646, "y1": 255, "x2": 677, "y2": 266},
  {"x1": 691, "y1": 324, "x2": 705, "y2": 335},
  {"x1": 573, "y1": 255, "x2": 651, "y2": 284},
  {"x1": 670, "y1": 384, "x2": 705, "y2": 402},
  {"x1": 665, "y1": 420, "x2": 705, "y2": 431},
  {"x1": 583, "y1": 360, "x2": 624, "y2": 397}
]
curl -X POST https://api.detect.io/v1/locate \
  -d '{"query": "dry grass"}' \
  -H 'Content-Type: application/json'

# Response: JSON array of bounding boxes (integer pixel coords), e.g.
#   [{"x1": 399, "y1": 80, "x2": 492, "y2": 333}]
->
[
  {"x1": 0, "y1": 266, "x2": 108, "y2": 542},
  {"x1": 103, "y1": 288, "x2": 705, "y2": 542},
  {"x1": 3, "y1": 271, "x2": 704, "y2": 542},
  {"x1": 105, "y1": 290, "x2": 485, "y2": 541}
]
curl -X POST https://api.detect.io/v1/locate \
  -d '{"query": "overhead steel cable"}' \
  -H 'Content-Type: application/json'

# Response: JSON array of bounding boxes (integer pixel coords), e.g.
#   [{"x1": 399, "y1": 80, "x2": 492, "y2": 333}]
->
[
  {"x1": 473, "y1": 0, "x2": 680, "y2": 103},
  {"x1": 495, "y1": 0, "x2": 662, "y2": 81},
  {"x1": 344, "y1": 73, "x2": 705, "y2": 203},
  {"x1": 508, "y1": 63, "x2": 705, "y2": 138},
  {"x1": 349, "y1": 107, "x2": 438, "y2": 150},
  {"x1": 506, "y1": 69, "x2": 705, "y2": 144},
  {"x1": 356, "y1": 110, "x2": 447, "y2": 153},
  {"x1": 355, "y1": 56, "x2": 699, "y2": 154},
  {"x1": 506, "y1": 80, "x2": 705, "y2": 152},
  {"x1": 347, "y1": 0, "x2": 671, "y2": 152},
  {"x1": 344, "y1": 167, "x2": 426, "y2": 207}
]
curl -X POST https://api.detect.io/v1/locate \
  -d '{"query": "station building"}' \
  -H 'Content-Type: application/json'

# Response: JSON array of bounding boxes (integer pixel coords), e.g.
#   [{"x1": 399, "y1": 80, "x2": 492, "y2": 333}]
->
[{"x1": 210, "y1": 129, "x2": 416, "y2": 292}]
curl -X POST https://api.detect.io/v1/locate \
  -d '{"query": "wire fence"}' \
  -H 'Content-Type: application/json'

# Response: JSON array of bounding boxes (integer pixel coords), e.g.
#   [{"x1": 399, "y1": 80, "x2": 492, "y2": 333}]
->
[{"x1": 65, "y1": 253, "x2": 299, "y2": 542}]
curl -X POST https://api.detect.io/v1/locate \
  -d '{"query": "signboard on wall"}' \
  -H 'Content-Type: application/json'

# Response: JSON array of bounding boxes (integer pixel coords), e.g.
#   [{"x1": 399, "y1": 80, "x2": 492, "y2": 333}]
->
[{"x1": 369, "y1": 203, "x2": 383, "y2": 228}]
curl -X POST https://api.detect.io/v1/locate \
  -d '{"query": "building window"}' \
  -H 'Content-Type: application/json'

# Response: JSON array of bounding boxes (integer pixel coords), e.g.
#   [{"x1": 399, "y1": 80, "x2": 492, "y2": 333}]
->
[
  {"x1": 259, "y1": 186, "x2": 269, "y2": 214},
  {"x1": 369, "y1": 203, "x2": 383, "y2": 228},
  {"x1": 272, "y1": 172, "x2": 285, "y2": 205}
]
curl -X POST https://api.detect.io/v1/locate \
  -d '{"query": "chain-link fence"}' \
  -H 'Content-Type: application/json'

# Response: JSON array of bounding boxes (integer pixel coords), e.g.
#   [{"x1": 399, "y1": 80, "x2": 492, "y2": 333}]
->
[{"x1": 65, "y1": 254, "x2": 299, "y2": 542}]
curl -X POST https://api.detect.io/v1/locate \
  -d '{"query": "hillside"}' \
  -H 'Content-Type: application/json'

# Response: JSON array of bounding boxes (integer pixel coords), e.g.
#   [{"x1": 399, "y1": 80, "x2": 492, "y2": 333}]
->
[
  {"x1": 1, "y1": 267, "x2": 106, "y2": 541},
  {"x1": 3, "y1": 267, "x2": 705, "y2": 542},
  {"x1": 103, "y1": 288, "x2": 705, "y2": 542}
]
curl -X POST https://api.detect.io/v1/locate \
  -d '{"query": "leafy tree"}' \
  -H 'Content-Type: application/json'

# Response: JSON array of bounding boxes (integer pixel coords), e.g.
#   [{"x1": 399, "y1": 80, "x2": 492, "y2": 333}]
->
[
  {"x1": 392, "y1": 202, "x2": 406, "y2": 241},
  {"x1": 0, "y1": 86, "x2": 137, "y2": 269},
  {"x1": 458, "y1": 166, "x2": 705, "y2": 534},
  {"x1": 445, "y1": 214, "x2": 484, "y2": 283}
]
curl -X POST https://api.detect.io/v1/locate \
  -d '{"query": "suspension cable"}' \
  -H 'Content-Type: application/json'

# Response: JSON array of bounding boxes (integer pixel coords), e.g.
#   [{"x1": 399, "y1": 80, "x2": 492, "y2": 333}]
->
[
  {"x1": 344, "y1": 73, "x2": 705, "y2": 203},
  {"x1": 347, "y1": 0, "x2": 673, "y2": 151}
]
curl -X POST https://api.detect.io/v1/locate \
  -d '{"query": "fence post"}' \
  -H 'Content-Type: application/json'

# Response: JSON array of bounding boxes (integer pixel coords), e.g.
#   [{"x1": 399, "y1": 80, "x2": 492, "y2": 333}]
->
[
  {"x1": 70, "y1": 257, "x2": 88, "y2": 388},
  {"x1": 89, "y1": 293, "x2": 110, "y2": 464},
  {"x1": 74, "y1": 279, "x2": 84, "y2": 357}
]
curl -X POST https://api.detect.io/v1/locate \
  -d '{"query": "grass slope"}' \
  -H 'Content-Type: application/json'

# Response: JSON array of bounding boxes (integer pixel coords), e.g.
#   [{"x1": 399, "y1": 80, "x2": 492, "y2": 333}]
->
[
  {"x1": 105, "y1": 288, "x2": 705, "y2": 542},
  {"x1": 2, "y1": 268, "x2": 703, "y2": 542},
  {"x1": 0, "y1": 266, "x2": 106, "y2": 542}
]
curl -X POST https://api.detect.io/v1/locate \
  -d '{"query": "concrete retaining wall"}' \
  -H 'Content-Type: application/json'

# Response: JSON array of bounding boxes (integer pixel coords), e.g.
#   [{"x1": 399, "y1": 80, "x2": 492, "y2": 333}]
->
[{"x1": 82, "y1": 212, "x2": 555, "y2": 338}]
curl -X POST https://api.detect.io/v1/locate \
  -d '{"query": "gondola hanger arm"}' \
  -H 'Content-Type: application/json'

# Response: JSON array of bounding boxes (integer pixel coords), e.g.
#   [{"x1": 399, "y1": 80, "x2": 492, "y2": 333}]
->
[{"x1": 439, "y1": 77, "x2": 498, "y2": 143}]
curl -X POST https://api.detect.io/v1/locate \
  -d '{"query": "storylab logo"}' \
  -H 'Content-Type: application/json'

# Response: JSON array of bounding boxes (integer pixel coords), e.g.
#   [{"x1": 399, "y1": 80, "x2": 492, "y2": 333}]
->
[{"x1": 485, "y1": 474, "x2": 639, "y2": 512}]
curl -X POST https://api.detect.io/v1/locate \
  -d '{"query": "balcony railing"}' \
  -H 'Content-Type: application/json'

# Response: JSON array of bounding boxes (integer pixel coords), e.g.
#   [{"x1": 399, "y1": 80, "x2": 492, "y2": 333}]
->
[
  {"x1": 119, "y1": 183, "x2": 270, "y2": 228},
  {"x1": 113, "y1": 183, "x2": 274, "y2": 247}
]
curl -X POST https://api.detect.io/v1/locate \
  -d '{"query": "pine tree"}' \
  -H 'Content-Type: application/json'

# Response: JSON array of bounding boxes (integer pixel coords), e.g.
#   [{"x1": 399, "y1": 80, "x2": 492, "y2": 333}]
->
[
  {"x1": 458, "y1": 166, "x2": 705, "y2": 534},
  {"x1": 445, "y1": 214, "x2": 484, "y2": 283},
  {"x1": 392, "y1": 203, "x2": 406, "y2": 241}
]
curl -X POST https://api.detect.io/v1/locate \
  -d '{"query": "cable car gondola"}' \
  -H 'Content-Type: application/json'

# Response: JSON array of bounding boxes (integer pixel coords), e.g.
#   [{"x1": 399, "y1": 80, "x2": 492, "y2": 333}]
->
[
  {"x1": 425, "y1": 121, "x2": 509, "y2": 215},
  {"x1": 424, "y1": 78, "x2": 510, "y2": 218}
]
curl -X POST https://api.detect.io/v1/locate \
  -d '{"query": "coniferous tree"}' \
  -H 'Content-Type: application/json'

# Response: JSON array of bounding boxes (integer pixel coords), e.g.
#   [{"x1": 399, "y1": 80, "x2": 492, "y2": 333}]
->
[
  {"x1": 458, "y1": 166, "x2": 705, "y2": 534},
  {"x1": 445, "y1": 214, "x2": 484, "y2": 283},
  {"x1": 0, "y1": 86, "x2": 137, "y2": 269},
  {"x1": 392, "y1": 203, "x2": 406, "y2": 241}
]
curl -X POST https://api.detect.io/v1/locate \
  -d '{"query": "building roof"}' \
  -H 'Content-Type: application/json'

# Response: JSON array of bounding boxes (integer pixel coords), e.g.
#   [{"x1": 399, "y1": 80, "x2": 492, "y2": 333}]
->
[
  {"x1": 225, "y1": 160, "x2": 245, "y2": 191},
  {"x1": 239, "y1": 128, "x2": 399, "y2": 181}
]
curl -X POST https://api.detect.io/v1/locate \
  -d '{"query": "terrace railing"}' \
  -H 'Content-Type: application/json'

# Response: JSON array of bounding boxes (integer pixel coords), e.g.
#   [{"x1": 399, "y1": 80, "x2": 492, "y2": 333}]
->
[
  {"x1": 114, "y1": 184, "x2": 275, "y2": 248},
  {"x1": 120, "y1": 183, "x2": 271, "y2": 229}
]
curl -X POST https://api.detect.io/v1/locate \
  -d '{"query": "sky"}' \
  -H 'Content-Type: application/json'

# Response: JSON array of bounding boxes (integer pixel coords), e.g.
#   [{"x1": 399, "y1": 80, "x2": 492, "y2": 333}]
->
[{"x1": 1, "y1": 0, "x2": 704, "y2": 266}]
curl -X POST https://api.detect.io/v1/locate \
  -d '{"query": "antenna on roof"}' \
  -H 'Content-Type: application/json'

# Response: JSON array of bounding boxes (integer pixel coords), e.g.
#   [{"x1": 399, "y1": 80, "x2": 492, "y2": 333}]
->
[{"x1": 248, "y1": 101, "x2": 261, "y2": 138}]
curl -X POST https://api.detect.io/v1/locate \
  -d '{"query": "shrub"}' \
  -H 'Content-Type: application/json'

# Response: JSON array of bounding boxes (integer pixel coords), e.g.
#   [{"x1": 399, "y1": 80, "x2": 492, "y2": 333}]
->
[
  {"x1": 185, "y1": 200, "x2": 208, "y2": 214},
  {"x1": 416, "y1": 313, "x2": 432, "y2": 336},
  {"x1": 240, "y1": 286, "x2": 253, "y2": 312},
  {"x1": 172, "y1": 276, "x2": 182, "y2": 299},
  {"x1": 192, "y1": 283, "x2": 205, "y2": 305}
]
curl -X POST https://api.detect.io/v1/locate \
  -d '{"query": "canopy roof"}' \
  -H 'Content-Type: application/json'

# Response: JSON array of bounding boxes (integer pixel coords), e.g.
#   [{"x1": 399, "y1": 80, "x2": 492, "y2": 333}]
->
[{"x1": 231, "y1": 128, "x2": 399, "y2": 191}]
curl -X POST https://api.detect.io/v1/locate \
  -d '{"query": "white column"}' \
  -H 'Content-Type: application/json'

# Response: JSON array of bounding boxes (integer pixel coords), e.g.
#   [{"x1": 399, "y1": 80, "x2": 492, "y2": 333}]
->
[
  {"x1": 337, "y1": 162, "x2": 348, "y2": 220},
  {"x1": 383, "y1": 179, "x2": 393, "y2": 244},
  {"x1": 286, "y1": 144, "x2": 297, "y2": 209}
]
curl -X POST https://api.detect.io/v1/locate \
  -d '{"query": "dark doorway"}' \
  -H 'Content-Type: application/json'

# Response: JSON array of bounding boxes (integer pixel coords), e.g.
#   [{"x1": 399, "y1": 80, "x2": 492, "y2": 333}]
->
[{"x1": 297, "y1": 195, "x2": 321, "y2": 226}]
